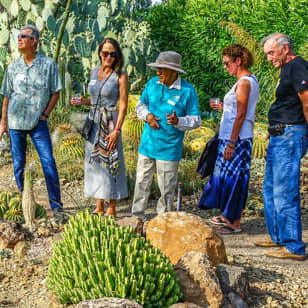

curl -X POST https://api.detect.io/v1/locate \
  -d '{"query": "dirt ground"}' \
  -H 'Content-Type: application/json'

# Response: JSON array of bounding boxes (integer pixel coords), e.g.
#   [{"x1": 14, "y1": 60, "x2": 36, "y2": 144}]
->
[{"x1": 0, "y1": 163, "x2": 307, "y2": 308}]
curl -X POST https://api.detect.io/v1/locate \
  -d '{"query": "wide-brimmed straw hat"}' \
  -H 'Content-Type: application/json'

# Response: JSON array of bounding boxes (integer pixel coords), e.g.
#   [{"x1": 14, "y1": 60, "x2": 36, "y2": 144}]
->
[{"x1": 147, "y1": 51, "x2": 186, "y2": 74}]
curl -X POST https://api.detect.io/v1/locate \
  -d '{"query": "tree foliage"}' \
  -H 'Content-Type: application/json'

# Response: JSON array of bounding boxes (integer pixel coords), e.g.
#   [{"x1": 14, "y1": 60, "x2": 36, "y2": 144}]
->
[{"x1": 146, "y1": 0, "x2": 308, "y2": 120}]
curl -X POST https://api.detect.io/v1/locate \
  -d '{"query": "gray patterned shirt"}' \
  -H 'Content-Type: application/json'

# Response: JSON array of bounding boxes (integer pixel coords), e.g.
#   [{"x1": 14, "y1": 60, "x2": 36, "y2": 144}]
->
[{"x1": 0, "y1": 53, "x2": 62, "y2": 130}]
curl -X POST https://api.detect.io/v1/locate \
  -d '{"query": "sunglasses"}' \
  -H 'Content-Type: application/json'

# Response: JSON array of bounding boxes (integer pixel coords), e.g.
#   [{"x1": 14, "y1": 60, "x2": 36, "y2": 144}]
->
[
  {"x1": 101, "y1": 51, "x2": 117, "y2": 58},
  {"x1": 223, "y1": 60, "x2": 234, "y2": 67},
  {"x1": 18, "y1": 34, "x2": 34, "y2": 40}
]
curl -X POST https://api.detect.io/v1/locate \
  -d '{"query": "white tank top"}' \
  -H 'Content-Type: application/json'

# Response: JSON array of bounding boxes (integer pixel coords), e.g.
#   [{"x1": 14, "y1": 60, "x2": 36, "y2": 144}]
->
[{"x1": 219, "y1": 74, "x2": 259, "y2": 140}]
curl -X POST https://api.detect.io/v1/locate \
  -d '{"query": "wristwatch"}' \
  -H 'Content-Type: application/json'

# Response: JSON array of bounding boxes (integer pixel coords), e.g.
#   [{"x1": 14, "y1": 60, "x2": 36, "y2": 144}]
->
[{"x1": 42, "y1": 112, "x2": 49, "y2": 118}]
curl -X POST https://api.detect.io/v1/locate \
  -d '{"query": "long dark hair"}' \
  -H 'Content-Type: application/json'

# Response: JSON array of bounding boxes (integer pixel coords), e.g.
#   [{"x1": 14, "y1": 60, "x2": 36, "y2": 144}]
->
[{"x1": 98, "y1": 37, "x2": 124, "y2": 76}]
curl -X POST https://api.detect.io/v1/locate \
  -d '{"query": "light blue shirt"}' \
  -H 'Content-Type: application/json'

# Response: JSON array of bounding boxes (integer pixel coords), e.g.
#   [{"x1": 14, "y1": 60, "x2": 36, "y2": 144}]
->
[
  {"x1": 0, "y1": 53, "x2": 62, "y2": 130},
  {"x1": 138, "y1": 76, "x2": 200, "y2": 161}
]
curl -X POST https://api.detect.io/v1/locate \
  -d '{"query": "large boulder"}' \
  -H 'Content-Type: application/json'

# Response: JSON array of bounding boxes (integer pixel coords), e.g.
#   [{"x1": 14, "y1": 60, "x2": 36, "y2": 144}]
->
[
  {"x1": 216, "y1": 264, "x2": 249, "y2": 300},
  {"x1": 146, "y1": 212, "x2": 227, "y2": 266},
  {"x1": 75, "y1": 298, "x2": 143, "y2": 308},
  {"x1": 175, "y1": 251, "x2": 223, "y2": 308}
]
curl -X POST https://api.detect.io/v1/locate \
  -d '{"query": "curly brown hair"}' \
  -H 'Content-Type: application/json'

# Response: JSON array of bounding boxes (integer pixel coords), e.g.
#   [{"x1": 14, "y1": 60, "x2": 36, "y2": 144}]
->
[
  {"x1": 98, "y1": 37, "x2": 124, "y2": 76},
  {"x1": 222, "y1": 44, "x2": 253, "y2": 69}
]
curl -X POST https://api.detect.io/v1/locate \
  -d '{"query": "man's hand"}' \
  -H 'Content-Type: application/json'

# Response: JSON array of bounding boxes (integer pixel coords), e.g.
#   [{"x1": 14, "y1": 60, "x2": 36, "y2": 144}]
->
[
  {"x1": 166, "y1": 111, "x2": 178, "y2": 125},
  {"x1": 146, "y1": 113, "x2": 160, "y2": 129},
  {"x1": 0, "y1": 122, "x2": 8, "y2": 141}
]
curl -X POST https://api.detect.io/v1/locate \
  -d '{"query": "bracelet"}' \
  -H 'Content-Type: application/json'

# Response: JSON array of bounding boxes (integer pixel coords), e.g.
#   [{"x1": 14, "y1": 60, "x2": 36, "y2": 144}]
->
[
  {"x1": 42, "y1": 112, "x2": 49, "y2": 118},
  {"x1": 229, "y1": 140, "x2": 236, "y2": 144},
  {"x1": 114, "y1": 127, "x2": 121, "y2": 132}
]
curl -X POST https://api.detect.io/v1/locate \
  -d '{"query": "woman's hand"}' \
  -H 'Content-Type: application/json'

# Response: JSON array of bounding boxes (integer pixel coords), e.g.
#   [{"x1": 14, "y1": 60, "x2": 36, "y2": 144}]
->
[
  {"x1": 71, "y1": 96, "x2": 83, "y2": 107},
  {"x1": 224, "y1": 144, "x2": 235, "y2": 160},
  {"x1": 105, "y1": 130, "x2": 120, "y2": 151},
  {"x1": 210, "y1": 101, "x2": 223, "y2": 111}
]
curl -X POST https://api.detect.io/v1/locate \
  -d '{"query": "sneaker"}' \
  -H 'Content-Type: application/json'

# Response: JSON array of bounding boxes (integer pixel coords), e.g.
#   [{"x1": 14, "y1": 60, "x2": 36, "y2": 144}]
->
[
  {"x1": 265, "y1": 247, "x2": 306, "y2": 260},
  {"x1": 254, "y1": 240, "x2": 281, "y2": 247}
]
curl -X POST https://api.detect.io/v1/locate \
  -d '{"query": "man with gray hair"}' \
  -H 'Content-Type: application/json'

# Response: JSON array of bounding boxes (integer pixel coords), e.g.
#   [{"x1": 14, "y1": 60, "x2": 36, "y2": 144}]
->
[
  {"x1": 0, "y1": 25, "x2": 63, "y2": 211},
  {"x1": 254, "y1": 33, "x2": 308, "y2": 260},
  {"x1": 131, "y1": 51, "x2": 201, "y2": 219}
]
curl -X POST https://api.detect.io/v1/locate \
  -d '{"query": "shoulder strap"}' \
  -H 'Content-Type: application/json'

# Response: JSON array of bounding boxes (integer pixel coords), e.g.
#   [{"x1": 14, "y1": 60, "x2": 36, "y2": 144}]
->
[{"x1": 91, "y1": 72, "x2": 113, "y2": 119}]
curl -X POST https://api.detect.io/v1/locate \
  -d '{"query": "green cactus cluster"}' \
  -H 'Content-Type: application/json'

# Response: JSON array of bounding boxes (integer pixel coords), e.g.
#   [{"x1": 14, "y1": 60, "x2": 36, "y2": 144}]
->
[
  {"x1": 0, "y1": 0, "x2": 157, "y2": 101},
  {"x1": 48, "y1": 210, "x2": 182, "y2": 307},
  {"x1": 0, "y1": 191, "x2": 46, "y2": 222}
]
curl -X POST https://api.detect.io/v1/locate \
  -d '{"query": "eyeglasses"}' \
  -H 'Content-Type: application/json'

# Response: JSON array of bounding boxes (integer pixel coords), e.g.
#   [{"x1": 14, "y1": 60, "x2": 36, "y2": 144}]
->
[
  {"x1": 18, "y1": 34, "x2": 34, "y2": 40},
  {"x1": 101, "y1": 51, "x2": 117, "y2": 58}
]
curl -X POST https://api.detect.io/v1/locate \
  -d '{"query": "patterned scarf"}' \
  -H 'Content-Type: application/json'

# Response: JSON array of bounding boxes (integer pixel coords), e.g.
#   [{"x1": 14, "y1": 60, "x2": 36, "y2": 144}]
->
[{"x1": 90, "y1": 106, "x2": 119, "y2": 176}]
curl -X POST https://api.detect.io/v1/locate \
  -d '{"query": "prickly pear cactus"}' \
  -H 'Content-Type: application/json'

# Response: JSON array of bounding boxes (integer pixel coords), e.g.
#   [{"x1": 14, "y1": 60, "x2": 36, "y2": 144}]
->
[
  {"x1": 22, "y1": 167, "x2": 36, "y2": 232},
  {"x1": 48, "y1": 210, "x2": 182, "y2": 307}
]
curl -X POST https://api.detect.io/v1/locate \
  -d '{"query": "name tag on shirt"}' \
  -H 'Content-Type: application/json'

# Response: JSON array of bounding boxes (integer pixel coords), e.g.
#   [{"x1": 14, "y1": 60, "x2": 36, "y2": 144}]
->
[
  {"x1": 16, "y1": 74, "x2": 26, "y2": 81},
  {"x1": 167, "y1": 99, "x2": 176, "y2": 106},
  {"x1": 89, "y1": 80, "x2": 96, "y2": 86}
]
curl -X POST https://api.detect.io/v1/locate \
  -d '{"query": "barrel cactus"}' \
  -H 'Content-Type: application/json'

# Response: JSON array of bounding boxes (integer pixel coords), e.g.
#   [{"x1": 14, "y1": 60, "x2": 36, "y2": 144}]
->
[
  {"x1": 0, "y1": 190, "x2": 46, "y2": 221},
  {"x1": 48, "y1": 210, "x2": 182, "y2": 307}
]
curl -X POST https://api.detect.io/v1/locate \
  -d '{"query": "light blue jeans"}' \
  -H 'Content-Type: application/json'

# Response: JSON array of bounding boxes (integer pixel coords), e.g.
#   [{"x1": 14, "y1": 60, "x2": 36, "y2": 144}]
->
[
  {"x1": 9, "y1": 120, "x2": 62, "y2": 210},
  {"x1": 263, "y1": 125, "x2": 307, "y2": 255}
]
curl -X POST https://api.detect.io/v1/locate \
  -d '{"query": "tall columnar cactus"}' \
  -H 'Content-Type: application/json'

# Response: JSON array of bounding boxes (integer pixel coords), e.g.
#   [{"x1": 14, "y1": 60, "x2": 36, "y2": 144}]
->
[
  {"x1": 22, "y1": 167, "x2": 36, "y2": 232},
  {"x1": 48, "y1": 211, "x2": 182, "y2": 307}
]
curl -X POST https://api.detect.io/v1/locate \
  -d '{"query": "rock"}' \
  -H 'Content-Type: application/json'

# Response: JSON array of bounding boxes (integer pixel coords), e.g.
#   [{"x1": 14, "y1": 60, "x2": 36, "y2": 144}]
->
[
  {"x1": 75, "y1": 298, "x2": 143, "y2": 308},
  {"x1": 170, "y1": 303, "x2": 204, "y2": 308},
  {"x1": 117, "y1": 216, "x2": 144, "y2": 235},
  {"x1": 37, "y1": 226, "x2": 51, "y2": 237},
  {"x1": 0, "y1": 236, "x2": 9, "y2": 249},
  {"x1": 147, "y1": 212, "x2": 227, "y2": 266},
  {"x1": 14, "y1": 241, "x2": 30, "y2": 257},
  {"x1": 216, "y1": 264, "x2": 249, "y2": 300},
  {"x1": 174, "y1": 251, "x2": 223, "y2": 308},
  {"x1": 0, "y1": 222, "x2": 28, "y2": 249},
  {"x1": 228, "y1": 292, "x2": 249, "y2": 308}
]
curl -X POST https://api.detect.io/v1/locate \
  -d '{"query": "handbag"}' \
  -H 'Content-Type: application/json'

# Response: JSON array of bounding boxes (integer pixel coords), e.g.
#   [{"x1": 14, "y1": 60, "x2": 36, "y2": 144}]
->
[
  {"x1": 81, "y1": 73, "x2": 112, "y2": 140},
  {"x1": 196, "y1": 133, "x2": 219, "y2": 178}
]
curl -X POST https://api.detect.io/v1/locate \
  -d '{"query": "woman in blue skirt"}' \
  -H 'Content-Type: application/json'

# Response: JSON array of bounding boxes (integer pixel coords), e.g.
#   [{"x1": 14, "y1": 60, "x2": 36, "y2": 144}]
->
[{"x1": 198, "y1": 45, "x2": 259, "y2": 234}]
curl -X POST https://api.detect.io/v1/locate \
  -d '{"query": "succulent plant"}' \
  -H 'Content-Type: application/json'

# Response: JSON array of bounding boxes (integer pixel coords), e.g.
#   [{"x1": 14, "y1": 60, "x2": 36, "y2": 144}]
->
[
  {"x1": 48, "y1": 210, "x2": 182, "y2": 307},
  {"x1": 22, "y1": 167, "x2": 36, "y2": 231},
  {"x1": 0, "y1": 190, "x2": 46, "y2": 222},
  {"x1": 122, "y1": 114, "x2": 144, "y2": 144},
  {"x1": 60, "y1": 133, "x2": 84, "y2": 159}
]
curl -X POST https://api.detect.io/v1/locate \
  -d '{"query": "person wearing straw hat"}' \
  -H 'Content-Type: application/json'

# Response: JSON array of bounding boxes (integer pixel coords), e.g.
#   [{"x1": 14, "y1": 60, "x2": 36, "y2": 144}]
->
[{"x1": 131, "y1": 51, "x2": 201, "y2": 219}]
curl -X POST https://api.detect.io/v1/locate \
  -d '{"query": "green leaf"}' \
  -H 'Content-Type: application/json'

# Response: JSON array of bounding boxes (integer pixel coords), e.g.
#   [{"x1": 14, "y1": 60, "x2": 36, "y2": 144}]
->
[
  {"x1": 74, "y1": 36, "x2": 91, "y2": 58},
  {"x1": 0, "y1": 28, "x2": 9, "y2": 45},
  {"x1": 10, "y1": 0, "x2": 19, "y2": 17},
  {"x1": 46, "y1": 15, "x2": 57, "y2": 33}
]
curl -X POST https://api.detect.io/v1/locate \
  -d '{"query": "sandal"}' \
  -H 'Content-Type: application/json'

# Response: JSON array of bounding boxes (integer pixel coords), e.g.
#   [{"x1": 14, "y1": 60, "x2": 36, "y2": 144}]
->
[
  {"x1": 216, "y1": 226, "x2": 242, "y2": 234},
  {"x1": 209, "y1": 216, "x2": 226, "y2": 226}
]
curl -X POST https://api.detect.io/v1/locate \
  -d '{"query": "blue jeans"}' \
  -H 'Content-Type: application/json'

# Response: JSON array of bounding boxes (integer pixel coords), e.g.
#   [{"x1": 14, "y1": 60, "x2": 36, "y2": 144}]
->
[
  {"x1": 263, "y1": 125, "x2": 307, "y2": 255},
  {"x1": 9, "y1": 120, "x2": 62, "y2": 210}
]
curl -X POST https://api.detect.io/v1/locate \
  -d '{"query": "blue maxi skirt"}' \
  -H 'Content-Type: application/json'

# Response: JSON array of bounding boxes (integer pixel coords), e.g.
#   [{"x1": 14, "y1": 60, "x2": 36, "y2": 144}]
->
[{"x1": 198, "y1": 138, "x2": 253, "y2": 223}]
